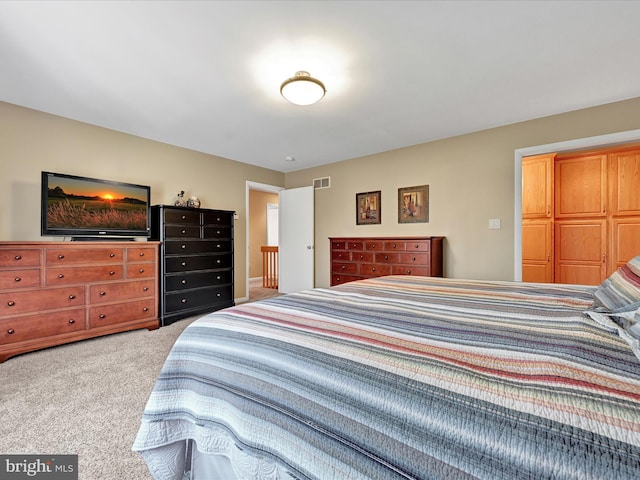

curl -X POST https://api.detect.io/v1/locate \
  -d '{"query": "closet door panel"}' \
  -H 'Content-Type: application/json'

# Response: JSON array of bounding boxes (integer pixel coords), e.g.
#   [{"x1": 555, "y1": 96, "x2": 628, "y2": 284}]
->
[
  {"x1": 609, "y1": 150, "x2": 640, "y2": 216},
  {"x1": 522, "y1": 154, "x2": 553, "y2": 218},
  {"x1": 554, "y1": 220, "x2": 606, "y2": 285},
  {"x1": 522, "y1": 220, "x2": 552, "y2": 283},
  {"x1": 554, "y1": 155, "x2": 606, "y2": 218},
  {"x1": 611, "y1": 218, "x2": 640, "y2": 269}
]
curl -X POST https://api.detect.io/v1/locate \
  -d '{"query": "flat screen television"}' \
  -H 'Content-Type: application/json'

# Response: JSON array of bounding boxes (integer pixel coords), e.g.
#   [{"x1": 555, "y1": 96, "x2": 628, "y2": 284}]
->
[{"x1": 41, "y1": 171, "x2": 151, "y2": 239}]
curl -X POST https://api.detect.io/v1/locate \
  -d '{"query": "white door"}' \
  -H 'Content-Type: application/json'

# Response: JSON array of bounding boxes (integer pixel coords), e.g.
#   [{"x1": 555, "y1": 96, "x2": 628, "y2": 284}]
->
[
  {"x1": 266, "y1": 203, "x2": 279, "y2": 246},
  {"x1": 278, "y1": 186, "x2": 314, "y2": 293}
]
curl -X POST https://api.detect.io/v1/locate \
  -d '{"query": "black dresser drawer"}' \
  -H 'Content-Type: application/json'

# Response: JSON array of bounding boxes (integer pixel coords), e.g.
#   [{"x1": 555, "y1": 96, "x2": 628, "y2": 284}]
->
[
  {"x1": 164, "y1": 240, "x2": 232, "y2": 255},
  {"x1": 165, "y1": 254, "x2": 232, "y2": 273},
  {"x1": 203, "y1": 226, "x2": 232, "y2": 239},
  {"x1": 164, "y1": 209, "x2": 200, "y2": 224},
  {"x1": 165, "y1": 225, "x2": 201, "y2": 238},
  {"x1": 164, "y1": 286, "x2": 233, "y2": 313},
  {"x1": 165, "y1": 270, "x2": 232, "y2": 291},
  {"x1": 203, "y1": 212, "x2": 232, "y2": 226}
]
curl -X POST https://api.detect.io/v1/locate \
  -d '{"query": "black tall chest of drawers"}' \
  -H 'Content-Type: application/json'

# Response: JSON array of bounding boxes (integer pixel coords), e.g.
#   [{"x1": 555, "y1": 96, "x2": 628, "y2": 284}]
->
[{"x1": 151, "y1": 205, "x2": 234, "y2": 326}]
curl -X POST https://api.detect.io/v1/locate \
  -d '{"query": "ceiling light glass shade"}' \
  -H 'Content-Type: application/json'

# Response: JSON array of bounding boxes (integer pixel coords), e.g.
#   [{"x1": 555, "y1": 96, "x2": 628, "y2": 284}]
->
[{"x1": 280, "y1": 71, "x2": 326, "y2": 106}]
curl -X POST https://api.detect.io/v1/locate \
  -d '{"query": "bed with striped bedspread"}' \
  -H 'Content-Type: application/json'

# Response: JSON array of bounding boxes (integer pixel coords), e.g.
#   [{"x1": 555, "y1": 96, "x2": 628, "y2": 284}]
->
[{"x1": 133, "y1": 276, "x2": 640, "y2": 479}]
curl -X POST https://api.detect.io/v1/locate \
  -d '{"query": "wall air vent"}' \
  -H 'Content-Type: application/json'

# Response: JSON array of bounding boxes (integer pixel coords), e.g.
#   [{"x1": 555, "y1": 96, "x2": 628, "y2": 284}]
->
[{"x1": 313, "y1": 177, "x2": 331, "y2": 189}]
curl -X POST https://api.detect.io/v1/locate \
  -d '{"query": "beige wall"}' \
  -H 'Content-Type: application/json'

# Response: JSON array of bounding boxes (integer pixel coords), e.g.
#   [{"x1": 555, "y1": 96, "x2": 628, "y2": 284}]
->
[
  {"x1": 286, "y1": 97, "x2": 640, "y2": 287},
  {"x1": 3, "y1": 98, "x2": 640, "y2": 295},
  {"x1": 0, "y1": 101, "x2": 285, "y2": 300},
  {"x1": 248, "y1": 189, "x2": 279, "y2": 278}
]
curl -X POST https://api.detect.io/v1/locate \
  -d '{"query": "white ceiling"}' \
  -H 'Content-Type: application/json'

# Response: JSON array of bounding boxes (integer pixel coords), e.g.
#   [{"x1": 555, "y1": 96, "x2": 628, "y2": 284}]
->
[{"x1": 1, "y1": 1, "x2": 639, "y2": 173}]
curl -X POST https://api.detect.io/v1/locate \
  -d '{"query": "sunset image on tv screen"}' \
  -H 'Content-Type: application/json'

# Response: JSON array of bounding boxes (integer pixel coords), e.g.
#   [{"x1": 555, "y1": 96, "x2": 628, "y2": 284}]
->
[{"x1": 46, "y1": 176, "x2": 147, "y2": 231}]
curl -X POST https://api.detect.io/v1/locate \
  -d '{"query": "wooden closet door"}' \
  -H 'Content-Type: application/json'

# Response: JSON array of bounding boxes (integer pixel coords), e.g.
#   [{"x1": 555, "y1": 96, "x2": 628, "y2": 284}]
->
[
  {"x1": 609, "y1": 148, "x2": 640, "y2": 268},
  {"x1": 554, "y1": 155, "x2": 607, "y2": 284},
  {"x1": 522, "y1": 154, "x2": 554, "y2": 282}
]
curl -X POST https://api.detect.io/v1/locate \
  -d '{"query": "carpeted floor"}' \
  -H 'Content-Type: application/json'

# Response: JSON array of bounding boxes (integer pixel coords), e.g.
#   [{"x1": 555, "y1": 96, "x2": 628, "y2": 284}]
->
[
  {"x1": 0, "y1": 316, "x2": 197, "y2": 479},
  {"x1": 248, "y1": 277, "x2": 282, "y2": 301}
]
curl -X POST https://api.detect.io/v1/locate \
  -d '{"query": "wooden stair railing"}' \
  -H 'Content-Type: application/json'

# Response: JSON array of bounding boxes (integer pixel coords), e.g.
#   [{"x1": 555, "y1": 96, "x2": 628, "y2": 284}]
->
[{"x1": 261, "y1": 246, "x2": 278, "y2": 288}]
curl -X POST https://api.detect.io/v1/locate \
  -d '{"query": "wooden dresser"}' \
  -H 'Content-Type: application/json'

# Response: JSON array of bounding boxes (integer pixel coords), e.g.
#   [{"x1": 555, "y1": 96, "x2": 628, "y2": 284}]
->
[
  {"x1": 329, "y1": 236, "x2": 444, "y2": 286},
  {"x1": 0, "y1": 241, "x2": 159, "y2": 362},
  {"x1": 151, "y1": 205, "x2": 234, "y2": 326}
]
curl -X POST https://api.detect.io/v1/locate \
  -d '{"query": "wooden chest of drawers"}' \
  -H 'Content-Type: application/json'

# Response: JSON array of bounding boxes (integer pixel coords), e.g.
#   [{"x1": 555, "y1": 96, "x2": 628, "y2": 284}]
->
[
  {"x1": 0, "y1": 241, "x2": 159, "y2": 362},
  {"x1": 151, "y1": 205, "x2": 235, "y2": 326},
  {"x1": 329, "y1": 236, "x2": 444, "y2": 286}
]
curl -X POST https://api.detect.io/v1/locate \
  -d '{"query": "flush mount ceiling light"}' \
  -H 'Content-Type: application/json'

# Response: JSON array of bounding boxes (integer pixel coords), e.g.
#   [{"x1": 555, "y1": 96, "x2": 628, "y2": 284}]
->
[{"x1": 280, "y1": 71, "x2": 326, "y2": 106}]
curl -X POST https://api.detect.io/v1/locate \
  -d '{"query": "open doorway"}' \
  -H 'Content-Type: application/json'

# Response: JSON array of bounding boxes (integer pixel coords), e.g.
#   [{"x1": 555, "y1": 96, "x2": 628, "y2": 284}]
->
[{"x1": 246, "y1": 181, "x2": 284, "y2": 302}]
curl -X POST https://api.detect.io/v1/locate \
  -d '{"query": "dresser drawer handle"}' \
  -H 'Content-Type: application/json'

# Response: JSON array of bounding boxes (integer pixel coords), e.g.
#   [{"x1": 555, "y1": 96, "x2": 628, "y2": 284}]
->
[
  {"x1": 139, "y1": 252, "x2": 145, "y2": 257},
  {"x1": 99, "y1": 314, "x2": 106, "y2": 319},
  {"x1": 181, "y1": 279, "x2": 187, "y2": 284},
  {"x1": 109, "y1": 271, "x2": 115, "y2": 276},
  {"x1": 110, "y1": 253, "x2": 115, "y2": 258},
  {"x1": 181, "y1": 215, "x2": 187, "y2": 220},
  {"x1": 341, "y1": 265, "x2": 346, "y2": 270},
  {"x1": 414, "y1": 244, "x2": 420, "y2": 249},
  {"x1": 216, "y1": 230, "x2": 222, "y2": 235},
  {"x1": 14, "y1": 277, "x2": 21, "y2": 282},
  {"x1": 216, "y1": 293, "x2": 222, "y2": 297},
  {"x1": 359, "y1": 255, "x2": 364, "y2": 260},
  {"x1": 68, "y1": 294, "x2": 76, "y2": 300},
  {"x1": 181, "y1": 298, "x2": 187, "y2": 303},
  {"x1": 406, "y1": 270, "x2": 412, "y2": 274},
  {"x1": 371, "y1": 244, "x2": 377, "y2": 249},
  {"x1": 7, "y1": 328, "x2": 15, "y2": 335},
  {"x1": 14, "y1": 255, "x2": 22, "y2": 261},
  {"x1": 181, "y1": 262, "x2": 187, "y2": 267},
  {"x1": 392, "y1": 244, "x2": 397, "y2": 249},
  {"x1": 181, "y1": 229, "x2": 187, "y2": 234},
  {"x1": 372, "y1": 267, "x2": 376, "y2": 272},
  {"x1": 181, "y1": 244, "x2": 186, "y2": 249},
  {"x1": 138, "y1": 268, "x2": 145, "y2": 273},
  {"x1": 143, "y1": 287, "x2": 149, "y2": 291},
  {"x1": 412, "y1": 257, "x2": 417, "y2": 262},
  {"x1": 58, "y1": 274, "x2": 64, "y2": 279},
  {"x1": 7, "y1": 301, "x2": 15, "y2": 307},
  {"x1": 68, "y1": 319, "x2": 75, "y2": 324},
  {"x1": 58, "y1": 254, "x2": 65, "y2": 259},
  {"x1": 217, "y1": 244, "x2": 221, "y2": 248},
  {"x1": 99, "y1": 291, "x2": 106, "y2": 296},
  {"x1": 216, "y1": 217, "x2": 221, "y2": 222},
  {"x1": 143, "y1": 307, "x2": 149, "y2": 312},
  {"x1": 216, "y1": 259, "x2": 221, "y2": 264},
  {"x1": 384, "y1": 255, "x2": 389, "y2": 260},
  {"x1": 216, "y1": 275, "x2": 221, "y2": 280}
]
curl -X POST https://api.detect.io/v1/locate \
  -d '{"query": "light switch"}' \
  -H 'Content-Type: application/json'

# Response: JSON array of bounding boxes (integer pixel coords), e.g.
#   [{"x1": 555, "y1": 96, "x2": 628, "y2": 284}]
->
[{"x1": 488, "y1": 219, "x2": 501, "y2": 229}]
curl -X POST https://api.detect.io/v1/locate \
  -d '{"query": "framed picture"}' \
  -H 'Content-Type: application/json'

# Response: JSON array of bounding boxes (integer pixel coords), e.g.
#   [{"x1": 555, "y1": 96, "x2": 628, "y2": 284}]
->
[
  {"x1": 398, "y1": 185, "x2": 429, "y2": 223},
  {"x1": 356, "y1": 190, "x2": 381, "y2": 225}
]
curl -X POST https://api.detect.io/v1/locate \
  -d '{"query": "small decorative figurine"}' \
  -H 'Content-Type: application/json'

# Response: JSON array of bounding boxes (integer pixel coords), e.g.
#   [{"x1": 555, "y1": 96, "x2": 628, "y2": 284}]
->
[
  {"x1": 174, "y1": 190, "x2": 186, "y2": 207},
  {"x1": 187, "y1": 196, "x2": 201, "y2": 208}
]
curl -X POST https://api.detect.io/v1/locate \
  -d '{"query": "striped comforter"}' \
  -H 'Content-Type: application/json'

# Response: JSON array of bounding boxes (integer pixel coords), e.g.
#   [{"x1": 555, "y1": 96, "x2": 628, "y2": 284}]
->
[{"x1": 133, "y1": 276, "x2": 640, "y2": 479}]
